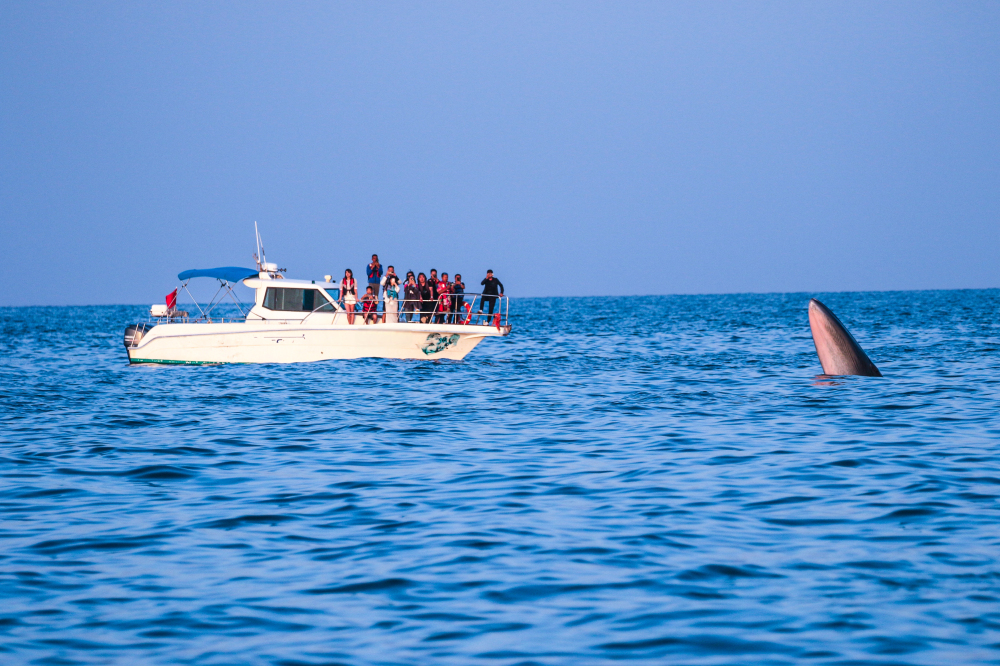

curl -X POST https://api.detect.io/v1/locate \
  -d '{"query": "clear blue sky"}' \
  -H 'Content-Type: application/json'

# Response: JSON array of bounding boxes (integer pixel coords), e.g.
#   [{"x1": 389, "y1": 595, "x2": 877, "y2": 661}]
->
[{"x1": 1, "y1": 2, "x2": 998, "y2": 305}]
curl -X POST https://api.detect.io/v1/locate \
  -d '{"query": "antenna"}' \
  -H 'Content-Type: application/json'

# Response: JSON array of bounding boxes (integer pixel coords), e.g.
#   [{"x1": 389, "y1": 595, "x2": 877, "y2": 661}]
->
[
  {"x1": 252, "y1": 222, "x2": 282, "y2": 277},
  {"x1": 254, "y1": 222, "x2": 260, "y2": 268},
  {"x1": 254, "y1": 221, "x2": 267, "y2": 270}
]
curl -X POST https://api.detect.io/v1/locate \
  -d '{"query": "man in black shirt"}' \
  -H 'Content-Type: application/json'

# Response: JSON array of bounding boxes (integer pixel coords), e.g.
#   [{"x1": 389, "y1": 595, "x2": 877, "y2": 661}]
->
[
  {"x1": 451, "y1": 273, "x2": 466, "y2": 323},
  {"x1": 478, "y1": 270, "x2": 504, "y2": 317}
]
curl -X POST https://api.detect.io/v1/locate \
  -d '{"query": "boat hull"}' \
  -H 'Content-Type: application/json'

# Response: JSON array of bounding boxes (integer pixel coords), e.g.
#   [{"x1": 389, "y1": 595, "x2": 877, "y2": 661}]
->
[{"x1": 125, "y1": 322, "x2": 509, "y2": 364}]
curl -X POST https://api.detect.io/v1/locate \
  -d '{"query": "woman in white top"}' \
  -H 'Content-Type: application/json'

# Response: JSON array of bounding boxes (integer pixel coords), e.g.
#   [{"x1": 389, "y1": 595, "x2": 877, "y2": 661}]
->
[
  {"x1": 340, "y1": 268, "x2": 357, "y2": 325},
  {"x1": 382, "y1": 267, "x2": 401, "y2": 324}
]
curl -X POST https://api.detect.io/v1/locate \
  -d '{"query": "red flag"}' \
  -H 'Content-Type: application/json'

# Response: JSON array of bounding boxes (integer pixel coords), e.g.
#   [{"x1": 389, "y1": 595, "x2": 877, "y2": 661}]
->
[{"x1": 166, "y1": 289, "x2": 178, "y2": 310}]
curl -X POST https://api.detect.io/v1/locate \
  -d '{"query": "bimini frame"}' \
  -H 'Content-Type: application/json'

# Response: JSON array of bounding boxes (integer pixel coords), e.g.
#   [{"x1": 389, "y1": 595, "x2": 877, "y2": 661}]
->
[
  {"x1": 179, "y1": 277, "x2": 250, "y2": 322},
  {"x1": 160, "y1": 266, "x2": 260, "y2": 323}
]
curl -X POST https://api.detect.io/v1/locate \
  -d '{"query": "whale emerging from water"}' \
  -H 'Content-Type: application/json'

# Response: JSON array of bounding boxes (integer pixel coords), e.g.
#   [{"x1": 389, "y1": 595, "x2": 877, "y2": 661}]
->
[{"x1": 808, "y1": 299, "x2": 882, "y2": 377}]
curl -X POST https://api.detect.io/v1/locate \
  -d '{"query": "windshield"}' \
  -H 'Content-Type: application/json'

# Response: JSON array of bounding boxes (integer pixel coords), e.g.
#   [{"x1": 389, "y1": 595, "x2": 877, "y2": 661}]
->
[{"x1": 264, "y1": 288, "x2": 335, "y2": 312}]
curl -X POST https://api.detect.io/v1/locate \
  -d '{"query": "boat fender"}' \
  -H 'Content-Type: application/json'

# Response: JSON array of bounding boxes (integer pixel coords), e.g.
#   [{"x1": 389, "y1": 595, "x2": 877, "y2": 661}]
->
[{"x1": 493, "y1": 312, "x2": 501, "y2": 329}]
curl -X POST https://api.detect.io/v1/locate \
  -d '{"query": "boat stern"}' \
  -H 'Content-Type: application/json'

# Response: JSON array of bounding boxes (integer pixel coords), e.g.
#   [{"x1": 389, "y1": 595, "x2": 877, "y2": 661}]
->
[{"x1": 123, "y1": 323, "x2": 152, "y2": 363}]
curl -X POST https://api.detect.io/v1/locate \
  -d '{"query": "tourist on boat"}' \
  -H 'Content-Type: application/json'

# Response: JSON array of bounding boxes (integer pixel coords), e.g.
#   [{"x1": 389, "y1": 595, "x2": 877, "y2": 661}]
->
[
  {"x1": 341, "y1": 269, "x2": 358, "y2": 325},
  {"x1": 436, "y1": 273, "x2": 452, "y2": 324},
  {"x1": 451, "y1": 274, "x2": 465, "y2": 323},
  {"x1": 479, "y1": 270, "x2": 504, "y2": 317},
  {"x1": 418, "y1": 273, "x2": 435, "y2": 323},
  {"x1": 428, "y1": 269, "x2": 439, "y2": 300},
  {"x1": 402, "y1": 274, "x2": 420, "y2": 323},
  {"x1": 367, "y1": 254, "x2": 383, "y2": 303},
  {"x1": 381, "y1": 265, "x2": 398, "y2": 300},
  {"x1": 383, "y1": 268, "x2": 401, "y2": 324},
  {"x1": 361, "y1": 286, "x2": 378, "y2": 324}
]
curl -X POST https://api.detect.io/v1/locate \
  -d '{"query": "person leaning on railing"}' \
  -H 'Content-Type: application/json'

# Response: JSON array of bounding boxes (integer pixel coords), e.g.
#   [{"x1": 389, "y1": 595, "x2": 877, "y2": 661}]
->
[{"x1": 479, "y1": 270, "x2": 504, "y2": 316}]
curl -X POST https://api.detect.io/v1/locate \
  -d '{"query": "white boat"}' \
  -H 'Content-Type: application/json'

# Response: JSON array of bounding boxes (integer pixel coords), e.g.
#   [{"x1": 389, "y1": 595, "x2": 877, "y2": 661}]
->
[{"x1": 123, "y1": 263, "x2": 511, "y2": 365}]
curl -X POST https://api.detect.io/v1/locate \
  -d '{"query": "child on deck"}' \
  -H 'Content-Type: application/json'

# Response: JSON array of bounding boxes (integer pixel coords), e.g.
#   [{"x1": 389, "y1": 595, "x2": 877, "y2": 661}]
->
[{"x1": 361, "y1": 286, "x2": 378, "y2": 324}]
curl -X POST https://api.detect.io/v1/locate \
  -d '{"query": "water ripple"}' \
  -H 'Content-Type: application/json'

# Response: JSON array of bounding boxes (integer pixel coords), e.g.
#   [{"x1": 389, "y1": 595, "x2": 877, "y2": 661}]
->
[{"x1": 2, "y1": 291, "x2": 1000, "y2": 665}]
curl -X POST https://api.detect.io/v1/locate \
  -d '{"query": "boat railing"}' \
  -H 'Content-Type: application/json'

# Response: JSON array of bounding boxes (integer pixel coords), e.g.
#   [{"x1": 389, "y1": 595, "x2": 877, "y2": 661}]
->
[
  {"x1": 143, "y1": 315, "x2": 248, "y2": 324},
  {"x1": 143, "y1": 293, "x2": 511, "y2": 327},
  {"x1": 328, "y1": 293, "x2": 510, "y2": 327}
]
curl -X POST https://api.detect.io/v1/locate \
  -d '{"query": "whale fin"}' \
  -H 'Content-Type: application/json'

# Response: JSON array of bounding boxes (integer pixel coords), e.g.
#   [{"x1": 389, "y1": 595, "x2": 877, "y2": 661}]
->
[{"x1": 808, "y1": 299, "x2": 882, "y2": 377}]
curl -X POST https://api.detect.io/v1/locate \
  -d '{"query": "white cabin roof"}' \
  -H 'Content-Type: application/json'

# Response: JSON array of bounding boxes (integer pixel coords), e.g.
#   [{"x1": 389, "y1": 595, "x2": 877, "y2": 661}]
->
[{"x1": 243, "y1": 277, "x2": 341, "y2": 289}]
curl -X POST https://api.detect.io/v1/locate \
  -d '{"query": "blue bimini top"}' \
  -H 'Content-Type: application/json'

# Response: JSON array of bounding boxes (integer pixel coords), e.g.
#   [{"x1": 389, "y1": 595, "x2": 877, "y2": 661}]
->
[{"x1": 177, "y1": 267, "x2": 259, "y2": 283}]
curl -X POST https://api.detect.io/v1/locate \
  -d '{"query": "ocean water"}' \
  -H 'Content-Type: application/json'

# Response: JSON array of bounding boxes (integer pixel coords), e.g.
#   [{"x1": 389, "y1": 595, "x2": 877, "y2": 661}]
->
[{"x1": 2, "y1": 290, "x2": 1000, "y2": 666}]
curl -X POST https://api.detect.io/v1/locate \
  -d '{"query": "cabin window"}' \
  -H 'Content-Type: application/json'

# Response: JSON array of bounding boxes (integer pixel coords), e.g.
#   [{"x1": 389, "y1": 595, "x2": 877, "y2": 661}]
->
[
  {"x1": 263, "y1": 288, "x2": 334, "y2": 312},
  {"x1": 313, "y1": 291, "x2": 335, "y2": 312}
]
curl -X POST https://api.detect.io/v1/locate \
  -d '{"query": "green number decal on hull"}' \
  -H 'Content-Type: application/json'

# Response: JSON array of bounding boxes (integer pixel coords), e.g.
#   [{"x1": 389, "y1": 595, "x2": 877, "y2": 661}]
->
[{"x1": 421, "y1": 333, "x2": 460, "y2": 355}]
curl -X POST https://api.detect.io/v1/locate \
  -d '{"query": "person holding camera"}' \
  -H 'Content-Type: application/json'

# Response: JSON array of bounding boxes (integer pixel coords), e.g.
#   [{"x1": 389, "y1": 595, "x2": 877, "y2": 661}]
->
[
  {"x1": 451, "y1": 274, "x2": 466, "y2": 323},
  {"x1": 382, "y1": 267, "x2": 400, "y2": 323},
  {"x1": 402, "y1": 274, "x2": 420, "y2": 323},
  {"x1": 366, "y1": 254, "x2": 383, "y2": 306},
  {"x1": 478, "y1": 270, "x2": 504, "y2": 317}
]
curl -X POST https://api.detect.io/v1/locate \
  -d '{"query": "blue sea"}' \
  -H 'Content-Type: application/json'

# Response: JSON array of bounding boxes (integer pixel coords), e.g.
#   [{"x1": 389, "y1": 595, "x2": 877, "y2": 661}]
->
[{"x1": 2, "y1": 290, "x2": 1000, "y2": 666}]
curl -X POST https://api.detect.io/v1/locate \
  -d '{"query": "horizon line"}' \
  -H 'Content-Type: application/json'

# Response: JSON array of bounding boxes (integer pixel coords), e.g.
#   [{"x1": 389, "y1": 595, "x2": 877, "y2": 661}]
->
[{"x1": 2, "y1": 285, "x2": 998, "y2": 308}]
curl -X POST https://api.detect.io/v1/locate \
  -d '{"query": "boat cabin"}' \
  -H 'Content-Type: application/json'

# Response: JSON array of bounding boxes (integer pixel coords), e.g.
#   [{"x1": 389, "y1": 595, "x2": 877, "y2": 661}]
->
[{"x1": 243, "y1": 276, "x2": 347, "y2": 323}]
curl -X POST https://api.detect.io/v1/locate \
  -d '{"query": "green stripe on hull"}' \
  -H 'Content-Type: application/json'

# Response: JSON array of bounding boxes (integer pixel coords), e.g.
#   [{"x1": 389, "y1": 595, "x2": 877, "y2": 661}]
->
[{"x1": 129, "y1": 357, "x2": 235, "y2": 366}]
